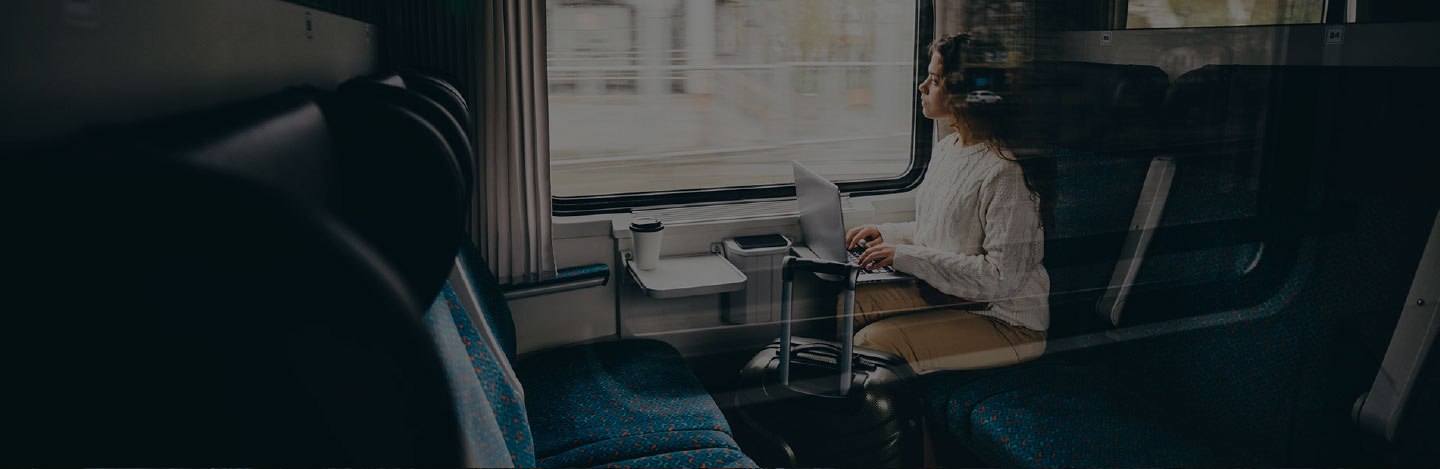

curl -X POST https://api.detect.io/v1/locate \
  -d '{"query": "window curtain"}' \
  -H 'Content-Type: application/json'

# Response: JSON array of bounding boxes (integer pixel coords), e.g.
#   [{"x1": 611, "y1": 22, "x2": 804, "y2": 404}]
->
[{"x1": 478, "y1": 0, "x2": 556, "y2": 285}]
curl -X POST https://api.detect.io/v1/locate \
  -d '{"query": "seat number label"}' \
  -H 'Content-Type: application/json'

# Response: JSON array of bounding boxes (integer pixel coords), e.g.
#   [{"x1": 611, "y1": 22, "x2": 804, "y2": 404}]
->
[{"x1": 1326, "y1": 26, "x2": 1344, "y2": 45}]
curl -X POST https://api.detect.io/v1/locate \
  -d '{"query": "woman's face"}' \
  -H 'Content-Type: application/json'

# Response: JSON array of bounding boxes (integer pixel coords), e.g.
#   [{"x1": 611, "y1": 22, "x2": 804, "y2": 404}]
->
[{"x1": 918, "y1": 52, "x2": 952, "y2": 121}]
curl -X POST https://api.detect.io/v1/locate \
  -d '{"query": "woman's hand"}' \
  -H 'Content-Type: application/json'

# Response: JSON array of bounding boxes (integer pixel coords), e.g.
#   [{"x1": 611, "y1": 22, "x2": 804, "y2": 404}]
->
[
  {"x1": 858, "y1": 244, "x2": 897, "y2": 271},
  {"x1": 846, "y1": 225, "x2": 884, "y2": 250}
]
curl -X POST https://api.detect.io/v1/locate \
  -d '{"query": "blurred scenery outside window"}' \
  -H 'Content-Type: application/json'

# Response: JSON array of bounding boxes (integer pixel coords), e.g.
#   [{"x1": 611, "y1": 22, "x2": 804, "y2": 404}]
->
[
  {"x1": 1126, "y1": 0, "x2": 1322, "y2": 28},
  {"x1": 547, "y1": 0, "x2": 918, "y2": 197}
]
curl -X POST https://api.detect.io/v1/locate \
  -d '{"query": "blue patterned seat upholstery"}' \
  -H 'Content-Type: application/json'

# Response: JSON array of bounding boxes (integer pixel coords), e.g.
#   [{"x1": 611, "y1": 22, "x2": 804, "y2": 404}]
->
[
  {"x1": 436, "y1": 281, "x2": 536, "y2": 467},
  {"x1": 967, "y1": 378, "x2": 1256, "y2": 467},
  {"x1": 449, "y1": 245, "x2": 755, "y2": 467},
  {"x1": 516, "y1": 339, "x2": 754, "y2": 468},
  {"x1": 1128, "y1": 157, "x2": 1263, "y2": 297},
  {"x1": 923, "y1": 363, "x2": 1089, "y2": 442},
  {"x1": 1044, "y1": 148, "x2": 1152, "y2": 338},
  {"x1": 422, "y1": 287, "x2": 528, "y2": 467},
  {"x1": 537, "y1": 430, "x2": 748, "y2": 468},
  {"x1": 596, "y1": 447, "x2": 758, "y2": 469}
]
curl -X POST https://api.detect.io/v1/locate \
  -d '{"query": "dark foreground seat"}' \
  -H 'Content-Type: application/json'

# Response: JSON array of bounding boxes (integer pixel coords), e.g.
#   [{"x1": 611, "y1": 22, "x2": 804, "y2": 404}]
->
[
  {"x1": 0, "y1": 99, "x2": 467, "y2": 466},
  {"x1": 2, "y1": 79, "x2": 754, "y2": 466}
]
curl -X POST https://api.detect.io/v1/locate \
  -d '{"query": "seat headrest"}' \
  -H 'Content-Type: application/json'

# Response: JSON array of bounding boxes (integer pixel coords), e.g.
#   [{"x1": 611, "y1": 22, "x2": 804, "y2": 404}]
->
[
  {"x1": 116, "y1": 87, "x2": 464, "y2": 314},
  {"x1": 0, "y1": 151, "x2": 465, "y2": 465},
  {"x1": 340, "y1": 76, "x2": 474, "y2": 205},
  {"x1": 400, "y1": 71, "x2": 472, "y2": 131},
  {"x1": 321, "y1": 88, "x2": 466, "y2": 303},
  {"x1": 1012, "y1": 61, "x2": 1168, "y2": 152},
  {"x1": 121, "y1": 88, "x2": 338, "y2": 207},
  {"x1": 1162, "y1": 65, "x2": 1290, "y2": 147}
]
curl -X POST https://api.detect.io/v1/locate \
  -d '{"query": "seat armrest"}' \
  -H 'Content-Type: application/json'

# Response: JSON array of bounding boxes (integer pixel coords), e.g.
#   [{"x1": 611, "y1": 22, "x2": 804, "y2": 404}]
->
[{"x1": 501, "y1": 264, "x2": 609, "y2": 300}]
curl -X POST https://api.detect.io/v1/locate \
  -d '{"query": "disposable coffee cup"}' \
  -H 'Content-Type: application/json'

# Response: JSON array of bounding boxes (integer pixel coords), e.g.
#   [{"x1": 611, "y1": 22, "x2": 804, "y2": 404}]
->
[{"x1": 631, "y1": 217, "x2": 664, "y2": 270}]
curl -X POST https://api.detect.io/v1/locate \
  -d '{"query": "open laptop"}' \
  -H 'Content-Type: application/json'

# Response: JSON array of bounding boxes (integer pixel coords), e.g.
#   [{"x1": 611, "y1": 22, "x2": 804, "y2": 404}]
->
[{"x1": 793, "y1": 161, "x2": 914, "y2": 284}]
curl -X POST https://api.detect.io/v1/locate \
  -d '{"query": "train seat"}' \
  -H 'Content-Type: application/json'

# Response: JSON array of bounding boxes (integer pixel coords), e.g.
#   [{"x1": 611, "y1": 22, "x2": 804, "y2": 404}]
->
[
  {"x1": 0, "y1": 96, "x2": 470, "y2": 466},
  {"x1": 327, "y1": 75, "x2": 758, "y2": 468},
  {"x1": 920, "y1": 62, "x2": 1168, "y2": 450},
  {"x1": 517, "y1": 340, "x2": 752, "y2": 468},
  {"x1": 1016, "y1": 61, "x2": 1171, "y2": 339},
  {"x1": 1011, "y1": 61, "x2": 1170, "y2": 155},
  {"x1": 966, "y1": 374, "x2": 1257, "y2": 467},
  {"x1": 437, "y1": 236, "x2": 754, "y2": 467},
  {"x1": 933, "y1": 65, "x2": 1440, "y2": 467}
]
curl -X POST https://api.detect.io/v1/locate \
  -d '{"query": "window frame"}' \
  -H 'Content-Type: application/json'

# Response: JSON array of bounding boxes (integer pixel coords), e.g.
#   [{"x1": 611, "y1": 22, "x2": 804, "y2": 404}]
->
[{"x1": 551, "y1": 0, "x2": 936, "y2": 216}]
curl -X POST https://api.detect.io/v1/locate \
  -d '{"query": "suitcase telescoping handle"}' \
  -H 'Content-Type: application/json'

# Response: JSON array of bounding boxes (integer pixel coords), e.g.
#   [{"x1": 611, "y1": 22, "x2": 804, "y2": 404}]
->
[{"x1": 779, "y1": 256, "x2": 862, "y2": 396}]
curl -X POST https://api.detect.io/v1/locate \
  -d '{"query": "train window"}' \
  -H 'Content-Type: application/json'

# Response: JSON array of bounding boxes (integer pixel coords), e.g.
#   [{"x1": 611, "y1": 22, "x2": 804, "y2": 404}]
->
[
  {"x1": 1125, "y1": 0, "x2": 1323, "y2": 28},
  {"x1": 1353, "y1": 0, "x2": 1440, "y2": 22},
  {"x1": 548, "y1": 0, "x2": 931, "y2": 213}
]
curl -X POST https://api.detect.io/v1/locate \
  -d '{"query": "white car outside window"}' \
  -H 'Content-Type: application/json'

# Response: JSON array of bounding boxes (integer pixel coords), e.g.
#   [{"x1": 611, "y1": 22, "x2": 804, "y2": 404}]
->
[{"x1": 966, "y1": 90, "x2": 1003, "y2": 104}]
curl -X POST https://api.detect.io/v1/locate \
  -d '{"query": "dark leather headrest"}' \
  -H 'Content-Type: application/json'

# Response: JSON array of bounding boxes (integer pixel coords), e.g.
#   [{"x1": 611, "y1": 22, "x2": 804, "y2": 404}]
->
[
  {"x1": 321, "y1": 88, "x2": 466, "y2": 304},
  {"x1": 111, "y1": 88, "x2": 464, "y2": 304},
  {"x1": 1162, "y1": 65, "x2": 1284, "y2": 146},
  {"x1": 342, "y1": 75, "x2": 474, "y2": 200},
  {"x1": 400, "y1": 71, "x2": 472, "y2": 132},
  {"x1": 1012, "y1": 61, "x2": 1168, "y2": 152},
  {"x1": 120, "y1": 89, "x2": 339, "y2": 208},
  {"x1": 0, "y1": 149, "x2": 465, "y2": 465}
]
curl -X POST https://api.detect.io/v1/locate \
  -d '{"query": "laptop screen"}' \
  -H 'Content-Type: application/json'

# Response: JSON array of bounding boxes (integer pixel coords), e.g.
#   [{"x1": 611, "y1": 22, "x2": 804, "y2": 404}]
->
[{"x1": 793, "y1": 161, "x2": 847, "y2": 264}]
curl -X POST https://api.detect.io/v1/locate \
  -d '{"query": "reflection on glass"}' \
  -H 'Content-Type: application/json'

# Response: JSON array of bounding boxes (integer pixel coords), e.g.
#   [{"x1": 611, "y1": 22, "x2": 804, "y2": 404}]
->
[{"x1": 1126, "y1": 0, "x2": 1323, "y2": 28}]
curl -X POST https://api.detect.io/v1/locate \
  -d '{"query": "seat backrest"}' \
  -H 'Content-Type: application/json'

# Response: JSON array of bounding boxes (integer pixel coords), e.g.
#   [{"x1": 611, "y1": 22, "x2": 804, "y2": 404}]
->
[
  {"x1": 1105, "y1": 65, "x2": 1440, "y2": 464},
  {"x1": 1323, "y1": 66, "x2": 1440, "y2": 464},
  {"x1": 0, "y1": 124, "x2": 466, "y2": 465},
  {"x1": 401, "y1": 70, "x2": 472, "y2": 134},
  {"x1": 328, "y1": 76, "x2": 537, "y2": 463},
  {"x1": 321, "y1": 88, "x2": 466, "y2": 303},
  {"x1": 340, "y1": 73, "x2": 475, "y2": 198},
  {"x1": 1159, "y1": 65, "x2": 1276, "y2": 152},
  {"x1": 1012, "y1": 61, "x2": 1169, "y2": 154},
  {"x1": 1043, "y1": 148, "x2": 1152, "y2": 338},
  {"x1": 1120, "y1": 66, "x2": 1337, "y2": 323},
  {"x1": 326, "y1": 75, "x2": 535, "y2": 465},
  {"x1": 1012, "y1": 62, "x2": 1168, "y2": 338},
  {"x1": 126, "y1": 87, "x2": 465, "y2": 307}
]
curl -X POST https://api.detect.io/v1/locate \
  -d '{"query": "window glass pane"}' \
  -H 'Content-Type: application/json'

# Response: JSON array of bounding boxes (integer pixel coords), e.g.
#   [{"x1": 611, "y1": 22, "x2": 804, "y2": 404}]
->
[
  {"x1": 1126, "y1": 0, "x2": 1323, "y2": 28},
  {"x1": 1355, "y1": 1, "x2": 1440, "y2": 23},
  {"x1": 547, "y1": 0, "x2": 918, "y2": 197}
]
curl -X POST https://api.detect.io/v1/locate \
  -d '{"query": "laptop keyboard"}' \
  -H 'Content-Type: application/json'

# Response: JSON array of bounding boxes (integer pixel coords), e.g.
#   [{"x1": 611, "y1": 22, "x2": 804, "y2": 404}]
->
[{"x1": 847, "y1": 248, "x2": 895, "y2": 273}]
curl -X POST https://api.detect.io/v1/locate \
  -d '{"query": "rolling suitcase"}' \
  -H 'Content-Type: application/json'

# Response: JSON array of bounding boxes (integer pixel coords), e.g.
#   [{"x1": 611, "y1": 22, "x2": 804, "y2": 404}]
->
[{"x1": 732, "y1": 256, "x2": 925, "y2": 467}]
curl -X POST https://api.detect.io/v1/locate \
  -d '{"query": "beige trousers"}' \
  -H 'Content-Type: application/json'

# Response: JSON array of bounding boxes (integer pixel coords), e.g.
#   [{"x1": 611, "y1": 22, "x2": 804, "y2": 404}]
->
[{"x1": 837, "y1": 282, "x2": 1045, "y2": 374}]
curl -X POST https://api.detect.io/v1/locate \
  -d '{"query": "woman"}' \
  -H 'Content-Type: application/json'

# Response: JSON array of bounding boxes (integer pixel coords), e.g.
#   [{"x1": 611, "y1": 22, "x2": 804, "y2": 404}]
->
[{"x1": 842, "y1": 33, "x2": 1050, "y2": 374}]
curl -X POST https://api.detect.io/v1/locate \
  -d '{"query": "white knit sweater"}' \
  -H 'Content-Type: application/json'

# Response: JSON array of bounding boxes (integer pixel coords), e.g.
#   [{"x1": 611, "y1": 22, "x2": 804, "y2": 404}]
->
[{"x1": 876, "y1": 134, "x2": 1050, "y2": 331}]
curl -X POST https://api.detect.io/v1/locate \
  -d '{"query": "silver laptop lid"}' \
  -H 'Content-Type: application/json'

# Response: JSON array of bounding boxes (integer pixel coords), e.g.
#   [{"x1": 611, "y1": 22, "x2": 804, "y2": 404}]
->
[{"x1": 793, "y1": 161, "x2": 847, "y2": 264}]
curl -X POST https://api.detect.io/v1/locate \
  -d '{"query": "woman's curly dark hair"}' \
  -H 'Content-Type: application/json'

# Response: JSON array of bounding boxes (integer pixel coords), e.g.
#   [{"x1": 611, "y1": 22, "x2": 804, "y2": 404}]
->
[{"x1": 928, "y1": 32, "x2": 1054, "y2": 229}]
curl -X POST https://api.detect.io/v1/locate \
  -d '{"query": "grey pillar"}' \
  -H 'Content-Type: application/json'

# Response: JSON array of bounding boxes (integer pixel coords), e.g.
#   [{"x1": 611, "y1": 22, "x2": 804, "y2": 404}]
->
[
  {"x1": 635, "y1": 0, "x2": 676, "y2": 99},
  {"x1": 874, "y1": 1, "x2": 906, "y2": 133},
  {"x1": 685, "y1": 0, "x2": 715, "y2": 95}
]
